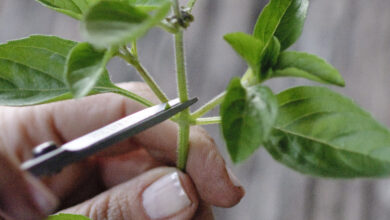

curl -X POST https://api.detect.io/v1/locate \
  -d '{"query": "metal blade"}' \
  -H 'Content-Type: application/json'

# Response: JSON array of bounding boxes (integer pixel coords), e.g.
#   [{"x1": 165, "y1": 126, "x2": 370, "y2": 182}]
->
[{"x1": 21, "y1": 98, "x2": 197, "y2": 176}]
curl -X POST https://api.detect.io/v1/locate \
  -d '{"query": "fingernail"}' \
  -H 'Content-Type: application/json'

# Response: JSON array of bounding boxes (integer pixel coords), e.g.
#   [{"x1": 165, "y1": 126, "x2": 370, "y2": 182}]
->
[
  {"x1": 26, "y1": 175, "x2": 59, "y2": 215},
  {"x1": 227, "y1": 167, "x2": 242, "y2": 187},
  {"x1": 142, "y1": 172, "x2": 191, "y2": 219}
]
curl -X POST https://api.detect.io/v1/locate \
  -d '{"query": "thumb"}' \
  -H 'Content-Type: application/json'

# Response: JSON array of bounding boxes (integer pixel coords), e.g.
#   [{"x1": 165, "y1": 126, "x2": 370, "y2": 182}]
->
[
  {"x1": 61, "y1": 167, "x2": 199, "y2": 220},
  {"x1": 0, "y1": 153, "x2": 58, "y2": 220}
]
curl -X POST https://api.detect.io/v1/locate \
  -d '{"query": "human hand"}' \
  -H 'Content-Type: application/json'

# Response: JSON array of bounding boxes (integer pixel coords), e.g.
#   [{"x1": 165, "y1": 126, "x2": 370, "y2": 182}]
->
[{"x1": 0, "y1": 82, "x2": 245, "y2": 220}]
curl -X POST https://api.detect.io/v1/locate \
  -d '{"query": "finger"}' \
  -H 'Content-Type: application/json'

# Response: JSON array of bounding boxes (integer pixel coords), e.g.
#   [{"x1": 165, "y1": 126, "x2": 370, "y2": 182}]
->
[
  {"x1": 0, "y1": 152, "x2": 58, "y2": 220},
  {"x1": 134, "y1": 124, "x2": 245, "y2": 207},
  {"x1": 98, "y1": 148, "x2": 163, "y2": 188},
  {"x1": 193, "y1": 202, "x2": 214, "y2": 220},
  {"x1": 60, "y1": 149, "x2": 163, "y2": 208},
  {"x1": 60, "y1": 168, "x2": 199, "y2": 220}
]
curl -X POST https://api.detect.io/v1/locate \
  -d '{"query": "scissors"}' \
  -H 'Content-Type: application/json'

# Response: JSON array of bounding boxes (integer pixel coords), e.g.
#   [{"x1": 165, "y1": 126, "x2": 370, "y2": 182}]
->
[{"x1": 21, "y1": 98, "x2": 197, "y2": 177}]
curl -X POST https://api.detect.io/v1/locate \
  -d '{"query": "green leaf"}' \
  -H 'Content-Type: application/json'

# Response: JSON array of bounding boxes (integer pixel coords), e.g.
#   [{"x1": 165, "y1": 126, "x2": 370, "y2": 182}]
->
[
  {"x1": 265, "y1": 86, "x2": 390, "y2": 177},
  {"x1": 253, "y1": 0, "x2": 309, "y2": 51},
  {"x1": 47, "y1": 213, "x2": 91, "y2": 220},
  {"x1": 272, "y1": 51, "x2": 345, "y2": 86},
  {"x1": 65, "y1": 42, "x2": 115, "y2": 98},
  {"x1": 274, "y1": 0, "x2": 309, "y2": 50},
  {"x1": 82, "y1": 0, "x2": 172, "y2": 48},
  {"x1": 224, "y1": 32, "x2": 264, "y2": 76},
  {"x1": 261, "y1": 36, "x2": 280, "y2": 76},
  {"x1": 0, "y1": 35, "x2": 117, "y2": 106},
  {"x1": 253, "y1": 0, "x2": 292, "y2": 49},
  {"x1": 221, "y1": 78, "x2": 278, "y2": 163},
  {"x1": 36, "y1": 0, "x2": 98, "y2": 20}
]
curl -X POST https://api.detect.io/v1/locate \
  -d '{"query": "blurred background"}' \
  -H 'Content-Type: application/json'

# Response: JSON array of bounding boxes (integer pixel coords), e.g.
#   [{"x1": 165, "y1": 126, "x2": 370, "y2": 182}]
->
[{"x1": 1, "y1": 0, "x2": 390, "y2": 219}]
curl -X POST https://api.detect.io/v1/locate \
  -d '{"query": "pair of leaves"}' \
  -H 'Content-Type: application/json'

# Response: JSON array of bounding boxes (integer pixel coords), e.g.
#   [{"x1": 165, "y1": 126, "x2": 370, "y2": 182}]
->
[
  {"x1": 37, "y1": 0, "x2": 172, "y2": 98},
  {"x1": 265, "y1": 86, "x2": 390, "y2": 177},
  {"x1": 221, "y1": 78, "x2": 278, "y2": 162},
  {"x1": 222, "y1": 0, "x2": 343, "y2": 163},
  {"x1": 0, "y1": 35, "x2": 123, "y2": 106},
  {"x1": 224, "y1": 0, "x2": 343, "y2": 87}
]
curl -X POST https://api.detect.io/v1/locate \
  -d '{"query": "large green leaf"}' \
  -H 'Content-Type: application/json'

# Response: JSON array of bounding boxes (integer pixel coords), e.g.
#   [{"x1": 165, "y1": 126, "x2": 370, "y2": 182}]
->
[
  {"x1": 253, "y1": 0, "x2": 292, "y2": 50},
  {"x1": 265, "y1": 86, "x2": 390, "y2": 177},
  {"x1": 272, "y1": 51, "x2": 345, "y2": 86},
  {"x1": 65, "y1": 42, "x2": 115, "y2": 98},
  {"x1": 224, "y1": 32, "x2": 264, "y2": 76},
  {"x1": 47, "y1": 213, "x2": 91, "y2": 220},
  {"x1": 81, "y1": 0, "x2": 171, "y2": 48},
  {"x1": 0, "y1": 35, "x2": 115, "y2": 106},
  {"x1": 274, "y1": 0, "x2": 309, "y2": 50},
  {"x1": 221, "y1": 78, "x2": 278, "y2": 163},
  {"x1": 36, "y1": 0, "x2": 98, "y2": 20}
]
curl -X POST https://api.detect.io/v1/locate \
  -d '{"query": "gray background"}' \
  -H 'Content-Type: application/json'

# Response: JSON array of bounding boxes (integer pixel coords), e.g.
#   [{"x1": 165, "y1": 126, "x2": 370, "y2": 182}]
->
[{"x1": 1, "y1": 0, "x2": 390, "y2": 219}]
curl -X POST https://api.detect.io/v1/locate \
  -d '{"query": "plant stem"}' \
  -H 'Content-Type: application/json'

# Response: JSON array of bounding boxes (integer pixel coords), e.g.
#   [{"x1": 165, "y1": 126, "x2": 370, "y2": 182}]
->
[
  {"x1": 119, "y1": 47, "x2": 169, "y2": 103},
  {"x1": 194, "y1": 116, "x2": 221, "y2": 125},
  {"x1": 108, "y1": 86, "x2": 154, "y2": 107},
  {"x1": 172, "y1": 0, "x2": 181, "y2": 18},
  {"x1": 172, "y1": 0, "x2": 191, "y2": 170},
  {"x1": 175, "y1": 31, "x2": 191, "y2": 170},
  {"x1": 191, "y1": 91, "x2": 226, "y2": 119},
  {"x1": 175, "y1": 32, "x2": 189, "y2": 102}
]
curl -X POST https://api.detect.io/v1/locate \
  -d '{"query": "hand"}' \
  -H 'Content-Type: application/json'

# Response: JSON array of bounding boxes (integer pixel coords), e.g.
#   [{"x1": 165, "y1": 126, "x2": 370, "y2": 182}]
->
[{"x1": 0, "y1": 82, "x2": 244, "y2": 220}]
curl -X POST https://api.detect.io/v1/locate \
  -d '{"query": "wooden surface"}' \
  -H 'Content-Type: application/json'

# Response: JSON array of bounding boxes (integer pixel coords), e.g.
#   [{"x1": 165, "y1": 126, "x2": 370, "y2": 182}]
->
[{"x1": 1, "y1": 0, "x2": 390, "y2": 219}]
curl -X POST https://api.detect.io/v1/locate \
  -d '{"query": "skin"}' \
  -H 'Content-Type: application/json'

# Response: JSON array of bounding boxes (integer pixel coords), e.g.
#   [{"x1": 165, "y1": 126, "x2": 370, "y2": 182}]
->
[{"x1": 0, "y1": 82, "x2": 245, "y2": 220}]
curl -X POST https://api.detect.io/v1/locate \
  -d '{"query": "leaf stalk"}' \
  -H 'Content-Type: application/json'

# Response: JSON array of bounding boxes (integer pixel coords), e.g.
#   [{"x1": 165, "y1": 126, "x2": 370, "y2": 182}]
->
[
  {"x1": 119, "y1": 46, "x2": 169, "y2": 103},
  {"x1": 191, "y1": 91, "x2": 226, "y2": 119}
]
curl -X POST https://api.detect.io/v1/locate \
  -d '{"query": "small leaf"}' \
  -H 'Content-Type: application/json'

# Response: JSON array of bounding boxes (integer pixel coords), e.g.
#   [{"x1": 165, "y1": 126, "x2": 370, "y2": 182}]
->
[
  {"x1": 272, "y1": 51, "x2": 345, "y2": 86},
  {"x1": 221, "y1": 78, "x2": 278, "y2": 163},
  {"x1": 253, "y1": 0, "x2": 292, "y2": 49},
  {"x1": 82, "y1": 0, "x2": 171, "y2": 48},
  {"x1": 65, "y1": 42, "x2": 115, "y2": 98},
  {"x1": 0, "y1": 35, "x2": 116, "y2": 106},
  {"x1": 224, "y1": 32, "x2": 264, "y2": 76},
  {"x1": 36, "y1": 0, "x2": 98, "y2": 20},
  {"x1": 265, "y1": 86, "x2": 390, "y2": 177},
  {"x1": 47, "y1": 213, "x2": 91, "y2": 220},
  {"x1": 274, "y1": 0, "x2": 309, "y2": 50}
]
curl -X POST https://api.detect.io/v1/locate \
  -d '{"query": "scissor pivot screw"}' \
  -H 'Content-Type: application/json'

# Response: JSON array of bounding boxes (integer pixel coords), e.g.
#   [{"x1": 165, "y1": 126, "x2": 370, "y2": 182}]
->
[{"x1": 33, "y1": 141, "x2": 58, "y2": 158}]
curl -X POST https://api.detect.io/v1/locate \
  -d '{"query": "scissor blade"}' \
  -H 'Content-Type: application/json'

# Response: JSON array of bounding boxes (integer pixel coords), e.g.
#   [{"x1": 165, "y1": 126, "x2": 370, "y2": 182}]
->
[{"x1": 21, "y1": 98, "x2": 197, "y2": 176}]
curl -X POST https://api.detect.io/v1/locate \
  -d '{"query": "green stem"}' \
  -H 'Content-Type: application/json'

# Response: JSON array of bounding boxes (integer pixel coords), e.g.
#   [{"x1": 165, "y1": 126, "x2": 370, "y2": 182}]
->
[
  {"x1": 241, "y1": 68, "x2": 258, "y2": 87},
  {"x1": 191, "y1": 91, "x2": 226, "y2": 119},
  {"x1": 175, "y1": 32, "x2": 189, "y2": 102},
  {"x1": 172, "y1": 0, "x2": 191, "y2": 170},
  {"x1": 108, "y1": 86, "x2": 154, "y2": 107},
  {"x1": 119, "y1": 48, "x2": 169, "y2": 103},
  {"x1": 172, "y1": 0, "x2": 181, "y2": 18},
  {"x1": 175, "y1": 31, "x2": 191, "y2": 170},
  {"x1": 194, "y1": 117, "x2": 221, "y2": 125}
]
